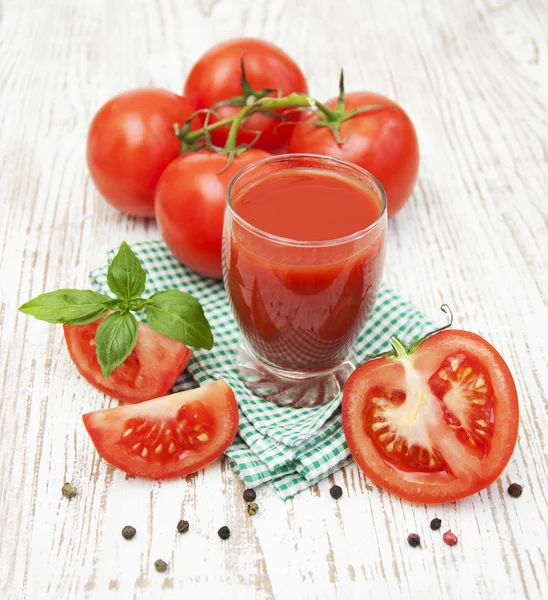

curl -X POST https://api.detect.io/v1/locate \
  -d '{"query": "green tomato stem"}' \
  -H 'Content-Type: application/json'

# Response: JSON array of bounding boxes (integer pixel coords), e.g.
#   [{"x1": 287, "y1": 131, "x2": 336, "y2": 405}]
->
[
  {"x1": 184, "y1": 115, "x2": 238, "y2": 145},
  {"x1": 408, "y1": 304, "x2": 454, "y2": 353},
  {"x1": 223, "y1": 93, "x2": 316, "y2": 153},
  {"x1": 180, "y1": 79, "x2": 387, "y2": 151},
  {"x1": 340, "y1": 104, "x2": 389, "y2": 122},
  {"x1": 335, "y1": 69, "x2": 346, "y2": 114},
  {"x1": 312, "y1": 99, "x2": 339, "y2": 122},
  {"x1": 390, "y1": 337, "x2": 412, "y2": 361}
]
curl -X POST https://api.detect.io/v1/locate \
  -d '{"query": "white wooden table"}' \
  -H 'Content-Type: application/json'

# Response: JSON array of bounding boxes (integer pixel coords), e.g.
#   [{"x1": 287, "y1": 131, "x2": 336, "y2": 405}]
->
[{"x1": 1, "y1": 1, "x2": 547, "y2": 598}]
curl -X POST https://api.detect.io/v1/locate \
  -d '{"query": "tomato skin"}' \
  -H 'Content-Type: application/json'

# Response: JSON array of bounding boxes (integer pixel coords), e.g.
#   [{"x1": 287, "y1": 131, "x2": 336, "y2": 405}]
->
[
  {"x1": 184, "y1": 38, "x2": 308, "y2": 151},
  {"x1": 87, "y1": 88, "x2": 199, "y2": 217},
  {"x1": 342, "y1": 330, "x2": 519, "y2": 503},
  {"x1": 155, "y1": 149, "x2": 271, "y2": 279},
  {"x1": 82, "y1": 381, "x2": 238, "y2": 479},
  {"x1": 287, "y1": 92, "x2": 419, "y2": 216},
  {"x1": 64, "y1": 318, "x2": 190, "y2": 403}
]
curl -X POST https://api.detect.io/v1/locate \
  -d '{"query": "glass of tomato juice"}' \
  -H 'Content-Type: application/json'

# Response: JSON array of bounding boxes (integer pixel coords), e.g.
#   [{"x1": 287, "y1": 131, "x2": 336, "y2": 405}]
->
[{"x1": 223, "y1": 154, "x2": 387, "y2": 407}]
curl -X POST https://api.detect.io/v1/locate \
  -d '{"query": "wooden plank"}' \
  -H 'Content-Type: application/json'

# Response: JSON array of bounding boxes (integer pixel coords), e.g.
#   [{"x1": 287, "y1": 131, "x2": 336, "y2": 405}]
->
[{"x1": 0, "y1": 0, "x2": 546, "y2": 598}]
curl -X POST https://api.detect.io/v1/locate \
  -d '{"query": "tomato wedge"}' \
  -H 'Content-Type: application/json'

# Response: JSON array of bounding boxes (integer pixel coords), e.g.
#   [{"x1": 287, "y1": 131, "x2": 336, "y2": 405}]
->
[
  {"x1": 83, "y1": 381, "x2": 238, "y2": 479},
  {"x1": 342, "y1": 325, "x2": 519, "y2": 503},
  {"x1": 64, "y1": 317, "x2": 190, "y2": 403}
]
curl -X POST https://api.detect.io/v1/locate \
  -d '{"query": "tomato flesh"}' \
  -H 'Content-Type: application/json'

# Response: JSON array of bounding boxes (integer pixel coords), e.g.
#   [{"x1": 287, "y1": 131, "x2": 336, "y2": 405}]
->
[
  {"x1": 83, "y1": 381, "x2": 239, "y2": 479},
  {"x1": 119, "y1": 401, "x2": 215, "y2": 465},
  {"x1": 64, "y1": 317, "x2": 190, "y2": 403},
  {"x1": 366, "y1": 387, "x2": 446, "y2": 473},
  {"x1": 366, "y1": 353, "x2": 496, "y2": 475},
  {"x1": 343, "y1": 330, "x2": 519, "y2": 503},
  {"x1": 428, "y1": 353, "x2": 495, "y2": 455}
]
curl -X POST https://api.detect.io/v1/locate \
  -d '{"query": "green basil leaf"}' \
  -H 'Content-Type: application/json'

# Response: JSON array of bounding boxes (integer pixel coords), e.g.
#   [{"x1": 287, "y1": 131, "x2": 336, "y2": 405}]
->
[
  {"x1": 19, "y1": 289, "x2": 110, "y2": 324},
  {"x1": 128, "y1": 297, "x2": 147, "y2": 311},
  {"x1": 107, "y1": 241, "x2": 146, "y2": 301},
  {"x1": 145, "y1": 290, "x2": 214, "y2": 350},
  {"x1": 95, "y1": 311, "x2": 138, "y2": 379},
  {"x1": 101, "y1": 298, "x2": 128, "y2": 312}
]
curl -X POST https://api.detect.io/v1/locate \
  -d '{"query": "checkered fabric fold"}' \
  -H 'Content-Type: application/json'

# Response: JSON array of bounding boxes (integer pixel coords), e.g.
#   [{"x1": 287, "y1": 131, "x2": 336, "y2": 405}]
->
[{"x1": 90, "y1": 241, "x2": 433, "y2": 499}]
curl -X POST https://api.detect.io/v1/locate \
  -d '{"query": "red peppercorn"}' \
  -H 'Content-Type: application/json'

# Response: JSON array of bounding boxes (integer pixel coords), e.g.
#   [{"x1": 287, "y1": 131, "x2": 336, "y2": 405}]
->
[{"x1": 443, "y1": 530, "x2": 458, "y2": 546}]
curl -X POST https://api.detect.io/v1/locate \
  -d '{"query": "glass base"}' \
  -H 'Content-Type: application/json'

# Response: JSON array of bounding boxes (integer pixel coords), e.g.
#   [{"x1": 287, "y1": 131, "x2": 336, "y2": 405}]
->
[{"x1": 235, "y1": 343, "x2": 356, "y2": 408}]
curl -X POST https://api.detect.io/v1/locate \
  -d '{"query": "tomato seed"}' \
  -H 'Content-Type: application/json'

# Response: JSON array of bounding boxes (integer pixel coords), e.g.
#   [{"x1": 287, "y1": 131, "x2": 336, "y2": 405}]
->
[
  {"x1": 61, "y1": 482, "x2": 77, "y2": 499},
  {"x1": 177, "y1": 519, "x2": 189, "y2": 534},
  {"x1": 218, "y1": 526, "x2": 231, "y2": 540},
  {"x1": 407, "y1": 533, "x2": 421, "y2": 547},
  {"x1": 430, "y1": 518, "x2": 442, "y2": 530},
  {"x1": 247, "y1": 502, "x2": 259, "y2": 516},
  {"x1": 443, "y1": 530, "x2": 458, "y2": 546},
  {"x1": 243, "y1": 489, "x2": 256, "y2": 502},
  {"x1": 329, "y1": 485, "x2": 343, "y2": 499},
  {"x1": 508, "y1": 483, "x2": 523, "y2": 498},
  {"x1": 154, "y1": 559, "x2": 168, "y2": 573},
  {"x1": 121, "y1": 526, "x2": 136, "y2": 540}
]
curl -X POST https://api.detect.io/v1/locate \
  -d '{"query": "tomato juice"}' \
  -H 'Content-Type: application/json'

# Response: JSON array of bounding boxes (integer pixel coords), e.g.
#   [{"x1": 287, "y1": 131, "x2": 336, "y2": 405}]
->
[{"x1": 224, "y1": 155, "x2": 387, "y2": 374}]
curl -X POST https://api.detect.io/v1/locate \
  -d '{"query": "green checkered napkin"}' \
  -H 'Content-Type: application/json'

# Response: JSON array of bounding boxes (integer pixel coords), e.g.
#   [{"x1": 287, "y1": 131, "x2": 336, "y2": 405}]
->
[{"x1": 90, "y1": 241, "x2": 433, "y2": 499}]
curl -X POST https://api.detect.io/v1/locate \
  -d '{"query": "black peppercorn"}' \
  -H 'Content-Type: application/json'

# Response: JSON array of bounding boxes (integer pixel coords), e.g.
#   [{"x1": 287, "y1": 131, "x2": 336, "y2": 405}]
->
[
  {"x1": 154, "y1": 559, "x2": 168, "y2": 573},
  {"x1": 430, "y1": 518, "x2": 442, "y2": 531},
  {"x1": 407, "y1": 533, "x2": 421, "y2": 547},
  {"x1": 508, "y1": 483, "x2": 523, "y2": 498},
  {"x1": 218, "y1": 526, "x2": 231, "y2": 540},
  {"x1": 329, "y1": 485, "x2": 343, "y2": 499},
  {"x1": 121, "y1": 526, "x2": 136, "y2": 540},
  {"x1": 177, "y1": 519, "x2": 189, "y2": 534},
  {"x1": 61, "y1": 482, "x2": 77, "y2": 499},
  {"x1": 243, "y1": 489, "x2": 256, "y2": 502},
  {"x1": 247, "y1": 502, "x2": 259, "y2": 516}
]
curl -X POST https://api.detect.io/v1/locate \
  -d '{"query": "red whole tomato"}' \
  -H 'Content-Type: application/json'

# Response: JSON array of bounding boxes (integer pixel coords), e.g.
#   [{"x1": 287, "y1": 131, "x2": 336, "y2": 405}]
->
[
  {"x1": 342, "y1": 328, "x2": 519, "y2": 503},
  {"x1": 83, "y1": 380, "x2": 238, "y2": 479},
  {"x1": 64, "y1": 317, "x2": 190, "y2": 403},
  {"x1": 184, "y1": 38, "x2": 308, "y2": 152},
  {"x1": 87, "y1": 88, "x2": 199, "y2": 217},
  {"x1": 288, "y1": 91, "x2": 419, "y2": 216},
  {"x1": 155, "y1": 149, "x2": 271, "y2": 279}
]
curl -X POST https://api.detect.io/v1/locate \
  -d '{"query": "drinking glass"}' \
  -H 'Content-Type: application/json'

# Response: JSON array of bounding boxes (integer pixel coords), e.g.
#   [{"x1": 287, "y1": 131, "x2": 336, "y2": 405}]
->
[{"x1": 223, "y1": 154, "x2": 387, "y2": 407}]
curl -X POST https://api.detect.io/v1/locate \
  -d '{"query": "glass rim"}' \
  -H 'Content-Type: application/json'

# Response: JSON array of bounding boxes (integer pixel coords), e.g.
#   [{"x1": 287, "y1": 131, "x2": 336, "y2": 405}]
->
[{"x1": 225, "y1": 153, "x2": 387, "y2": 248}]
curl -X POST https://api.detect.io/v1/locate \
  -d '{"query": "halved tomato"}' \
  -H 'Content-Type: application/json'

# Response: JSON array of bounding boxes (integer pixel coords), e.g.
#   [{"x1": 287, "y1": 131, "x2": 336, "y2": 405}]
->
[
  {"x1": 83, "y1": 381, "x2": 238, "y2": 479},
  {"x1": 64, "y1": 317, "x2": 190, "y2": 403},
  {"x1": 342, "y1": 328, "x2": 519, "y2": 503}
]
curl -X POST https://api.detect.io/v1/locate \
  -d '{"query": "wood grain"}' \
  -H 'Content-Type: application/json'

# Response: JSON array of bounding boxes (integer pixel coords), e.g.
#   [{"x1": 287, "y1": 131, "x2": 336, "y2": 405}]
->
[{"x1": 1, "y1": 0, "x2": 547, "y2": 598}]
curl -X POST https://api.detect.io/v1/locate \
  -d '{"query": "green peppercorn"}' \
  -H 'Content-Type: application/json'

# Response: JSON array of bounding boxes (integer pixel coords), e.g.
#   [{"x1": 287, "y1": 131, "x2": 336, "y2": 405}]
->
[
  {"x1": 508, "y1": 483, "x2": 523, "y2": 498},
  {"x1": 218, "y1": 526, "x2": 230, "y2": 540},
  {"x1": 243, "y1": 489, "x2": 256, "y2": 502},
  {"x1": 61, "y1": 482, "x2": 77, "y2": 499},
  {"x1": 247, "y1": 502, "x2": 259, "y2": 516},
  {"x1": 430, "y1": 518, "x2": 442, "y2": 530},
  {"x1": 407, "y1": 533, "x2": 421, "y2": 548},
  {"x1": 177, "y1": 519, "x2": 189, "y2": 534},
  {"x1": 154, "y1": 559, "x2": 168, "y2": 573},
  {"x1": 121, "y1": 526, "x2": 136, "y2": 540},
  {"x1": 329, "y1": 485, "x2": 343, "y2": 499}
]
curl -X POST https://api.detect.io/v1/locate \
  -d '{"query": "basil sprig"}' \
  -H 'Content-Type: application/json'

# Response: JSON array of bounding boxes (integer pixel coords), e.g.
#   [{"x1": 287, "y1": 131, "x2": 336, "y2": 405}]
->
[{"x1": 19, "y1": 242, "x2": 213, "y2": 379}]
